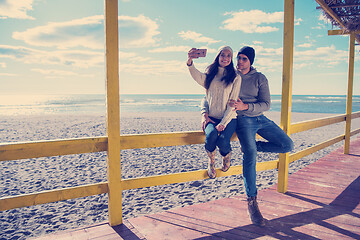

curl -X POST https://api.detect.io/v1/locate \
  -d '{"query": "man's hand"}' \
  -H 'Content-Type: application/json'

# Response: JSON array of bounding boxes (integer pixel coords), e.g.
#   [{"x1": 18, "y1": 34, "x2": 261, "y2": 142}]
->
[
  {"x1": 215, "y1": 124, "x2": 225, "y2": 132},
  {"x1": 201, "y1": 113, "x2": 215, "y2": 132},
  {"x1": 230, "y1": 98, "x2": 249, "y2": 111}
]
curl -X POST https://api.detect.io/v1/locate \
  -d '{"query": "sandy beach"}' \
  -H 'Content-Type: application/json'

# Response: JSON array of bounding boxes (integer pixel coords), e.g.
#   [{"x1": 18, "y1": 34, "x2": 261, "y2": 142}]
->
[{"x1": 1, "y1": 111, "x2": 359, "y2": 240}]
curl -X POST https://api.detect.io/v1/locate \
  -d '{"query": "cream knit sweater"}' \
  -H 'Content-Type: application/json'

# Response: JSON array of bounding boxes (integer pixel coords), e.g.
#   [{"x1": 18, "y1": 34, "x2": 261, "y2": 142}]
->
[{"x1": 188, "y1": 64, "x2": 241, "y2": 127}]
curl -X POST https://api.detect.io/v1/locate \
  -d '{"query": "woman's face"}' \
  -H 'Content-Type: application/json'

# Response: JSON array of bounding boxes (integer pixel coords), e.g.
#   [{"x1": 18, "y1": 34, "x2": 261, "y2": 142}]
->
[{"x1": 218, "y1": 49, "x2": 232, "y2": 68}]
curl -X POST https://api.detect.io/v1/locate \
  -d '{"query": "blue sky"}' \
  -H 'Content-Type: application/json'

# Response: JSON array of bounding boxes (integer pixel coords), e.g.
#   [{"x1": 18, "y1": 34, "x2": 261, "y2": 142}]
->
[{"x1": 0, "y1": 0, "x2": 359, "y2": 95}]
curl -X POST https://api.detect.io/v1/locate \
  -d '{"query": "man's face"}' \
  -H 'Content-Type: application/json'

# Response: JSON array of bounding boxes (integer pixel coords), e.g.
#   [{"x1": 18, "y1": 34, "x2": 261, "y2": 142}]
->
[{"x1": 237, "y1": 54, "x2": 251, "y2": 73}]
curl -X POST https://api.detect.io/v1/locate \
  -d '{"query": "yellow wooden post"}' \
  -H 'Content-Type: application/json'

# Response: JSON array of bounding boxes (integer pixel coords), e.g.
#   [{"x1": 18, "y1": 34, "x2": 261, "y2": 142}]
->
[
  {"x1": 105, "y1": 0, "x2": 122, "y2": 225},
  {"x1": 344, "y1": 33, "x2": 355, "y2": 154},
  {"x1": 277, "y1": 0, "x2": 294, "y2": 193}
]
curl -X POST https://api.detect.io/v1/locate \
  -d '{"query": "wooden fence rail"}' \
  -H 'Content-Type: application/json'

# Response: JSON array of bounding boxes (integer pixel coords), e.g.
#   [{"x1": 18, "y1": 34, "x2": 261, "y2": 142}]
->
[{"x1": 1, "y1": 112, "x2": 359, "y2": 212}]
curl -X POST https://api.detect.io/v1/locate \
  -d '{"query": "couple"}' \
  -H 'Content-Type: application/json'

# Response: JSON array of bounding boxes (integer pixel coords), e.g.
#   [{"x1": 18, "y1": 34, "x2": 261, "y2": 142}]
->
[{"x1": 187, "y1": 46, "x2": 294, "y2": 226}]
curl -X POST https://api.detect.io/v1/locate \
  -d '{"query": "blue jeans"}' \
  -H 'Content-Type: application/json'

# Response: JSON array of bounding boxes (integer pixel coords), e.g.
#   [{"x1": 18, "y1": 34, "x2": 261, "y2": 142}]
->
[
  {"x1": 204, "y1": 118, "x2": 237, "y2": 156},
  {"x1": 235, "y1": 115, "x2": 294, "y2": 197}
]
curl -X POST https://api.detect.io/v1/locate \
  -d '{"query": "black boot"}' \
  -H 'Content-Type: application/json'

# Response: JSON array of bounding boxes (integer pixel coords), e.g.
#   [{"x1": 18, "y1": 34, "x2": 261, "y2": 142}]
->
[{"x1": 247, "y1": 196, "x2": 265, "y2": 226}]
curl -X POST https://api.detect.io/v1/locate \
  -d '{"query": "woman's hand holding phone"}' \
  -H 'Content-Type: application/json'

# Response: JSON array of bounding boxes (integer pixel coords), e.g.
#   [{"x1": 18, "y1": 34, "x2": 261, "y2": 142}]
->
[{"x1": 187, "y1": 48, "x2": 207, "y2": 66}]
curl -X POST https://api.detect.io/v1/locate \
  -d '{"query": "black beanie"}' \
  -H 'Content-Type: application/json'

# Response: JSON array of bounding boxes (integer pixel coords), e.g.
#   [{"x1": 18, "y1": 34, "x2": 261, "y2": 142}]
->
[{"x1": 237, "y1": 46, "x2": 255, "y2": 65}]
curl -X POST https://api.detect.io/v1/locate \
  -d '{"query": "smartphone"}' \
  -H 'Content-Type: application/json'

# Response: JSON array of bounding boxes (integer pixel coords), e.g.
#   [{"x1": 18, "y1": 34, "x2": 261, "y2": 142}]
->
[{"x1": 194, "y1": 48, "x2": 207, "y2": 57}]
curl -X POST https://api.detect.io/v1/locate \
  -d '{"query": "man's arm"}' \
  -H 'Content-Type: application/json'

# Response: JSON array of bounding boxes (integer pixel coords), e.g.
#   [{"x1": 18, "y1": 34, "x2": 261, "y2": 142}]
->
[{"x1": 243, "y1": 74, "x2": 271, "y2": 114}]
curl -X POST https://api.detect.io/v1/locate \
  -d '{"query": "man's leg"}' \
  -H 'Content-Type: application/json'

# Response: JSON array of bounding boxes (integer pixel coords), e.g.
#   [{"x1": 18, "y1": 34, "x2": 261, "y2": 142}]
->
[
  {"x1": 256, "y1": 115, "x2": 294, "y2": 153},
  {"x1": 236, "y1": 116, "x2": 265, "y2": 226},
  {"x1": 235, "y1": 116, "x2": 258, "y2": 197}
]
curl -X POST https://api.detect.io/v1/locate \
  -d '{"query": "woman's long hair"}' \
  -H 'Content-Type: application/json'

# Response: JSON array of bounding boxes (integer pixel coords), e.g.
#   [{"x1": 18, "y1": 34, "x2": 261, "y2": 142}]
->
[{"x1": 204, "y1": 51, "x2": 236, "y2": 90}]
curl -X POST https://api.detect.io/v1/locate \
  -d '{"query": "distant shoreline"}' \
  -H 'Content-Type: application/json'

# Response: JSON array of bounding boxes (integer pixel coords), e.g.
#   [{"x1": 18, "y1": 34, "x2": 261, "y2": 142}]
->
[{"x1": 1, "y1": 94, "x2": 360, "y2": 116}]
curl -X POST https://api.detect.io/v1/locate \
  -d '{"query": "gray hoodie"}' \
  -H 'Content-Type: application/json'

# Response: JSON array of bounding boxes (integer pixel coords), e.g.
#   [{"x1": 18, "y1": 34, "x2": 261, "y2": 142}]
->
[{"x1": 201, "y1": 67, "x2": 270, "y2": 117}]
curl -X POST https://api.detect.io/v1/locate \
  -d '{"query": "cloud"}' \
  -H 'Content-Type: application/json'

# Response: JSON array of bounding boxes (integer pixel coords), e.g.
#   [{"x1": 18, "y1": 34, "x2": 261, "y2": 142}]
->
[
  {"x1": 0, "y1": 73, "x2": 17, "y2": 76},
  {"x1": 297, "y1": 43, "x2": 312, "y2": 48},
  {"x1": 178, "y1": 31, "x2": 220, "y2": 44},
  {"x1": 0, "y1": 62, "x2": 6, "y2": 68},
  {"x1": 255, "y1": 57, "x2": 283, "y2": 72},
  {"x1": 31, "y1": 68, "x2": 94, "y2": 78},
  {"x1": 253, "y1": 45, "x2": 283, "y2": 56},
  {"x1": 0, "y1": 45, "x2": 103, "y2": 68},
  {"x1": 12, "y1": 14, "x2": 160, "y2": 49},
  {"x1": 119, "y1": 15, "x2": 160, "y2": 48},
  {"x1": 248, "y1": 45, "x2": 283, "y2": 72},
  {"x1": 0, "y1": 0, "x2": 34, "y2": 19},
  {"x1": 149, "y1": 45, "x2": 191, "y2": 53},
  {"x1": 238, "y1": 45, "x2": 346, "y2": 72},
  {"x1": 13, "y1": 15, "x2": 104, "y2": 49},
  {"x1": 295, "y1": 18, "x2": 302, "y2": 26},
  {"x1": 120, "y1": 60, "x2": 187, "y2": 75},
  {"x1": 222, "y1": 10, "x2": 283, "y2": 33},
  {"x1": 119, "y1": 49, "x2": 211, "y2": 75},
  {"x1": 149, "y1": 45, "x2": 218, "y2": 55},
  {"x1": 294, "y1": 45, "x2": 347, "y2": 66}
]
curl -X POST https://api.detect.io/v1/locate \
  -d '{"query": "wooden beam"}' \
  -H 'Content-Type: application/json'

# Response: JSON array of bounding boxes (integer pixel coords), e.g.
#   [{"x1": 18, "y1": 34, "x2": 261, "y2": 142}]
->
[
  {"x1": 0, "y1": 137, "x2": 107, "y2": 161},
  {"x1": 344, "y1": 33, "x2": 356, "y2": 154},
  {"x1": 105, "y1": 0, "x2": 122, "y2": 226},
  {"x1": 2, "y1": 111, "x2": 359, "y2": 162},
  {"x1": 328, "y1": 30, "x2": 360, "y2": 35},
  {"x1": 121, "y1": 160, "x2": 279, "y2": 190},
  {"x1": 278, "y1": 0, "x2": 294, "y2": 194},
  {"x1": 290, "y1": 114, "x2": 346, "y2": 134},
  {"x1": 316, "y1": 4, "x2": 360, "y2": 9},
  {"x1": 0, "y1": 182, "x2": 108, "y2": 211},
  {"x1": 289, "y1": 135, "x2": 344, "y2": 164}
]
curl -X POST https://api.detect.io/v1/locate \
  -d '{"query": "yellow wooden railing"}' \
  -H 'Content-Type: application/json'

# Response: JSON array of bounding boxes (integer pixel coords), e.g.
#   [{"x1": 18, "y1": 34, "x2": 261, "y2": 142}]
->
[
  {"x1": 1, "y1": 112, "x2": 360, "y2": 211},
  {"x1": 0, "y1": 0, "x2": 358, "y2": 228}
]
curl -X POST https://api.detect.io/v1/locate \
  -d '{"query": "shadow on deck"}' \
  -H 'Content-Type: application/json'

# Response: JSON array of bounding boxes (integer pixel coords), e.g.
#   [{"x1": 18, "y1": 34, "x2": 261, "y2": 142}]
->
[{"x1": 34, "y1": 137, "x2": 360, "y2": 239}]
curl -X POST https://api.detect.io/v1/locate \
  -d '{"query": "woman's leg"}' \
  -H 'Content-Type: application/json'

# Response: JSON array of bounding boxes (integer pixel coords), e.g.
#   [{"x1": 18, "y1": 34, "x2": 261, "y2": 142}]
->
[
  {"x1": 217, "y1": 119, "x2": 237, "y2": 156},
  {"x1": 235, "y1": 116, "x2": 259, "y2": 197},
  {"x1": 204, "y1": 118, "x2": 221, "y2": 178},
  {"x1": 256, "y1": 115, "x2": 294, "y2": 153},
  {"x1": 204, "y1": 118, "x2": 221, "y2": 152},
  {"x1": 217, "y1": 119, "x2": 237, "y2": 172}
]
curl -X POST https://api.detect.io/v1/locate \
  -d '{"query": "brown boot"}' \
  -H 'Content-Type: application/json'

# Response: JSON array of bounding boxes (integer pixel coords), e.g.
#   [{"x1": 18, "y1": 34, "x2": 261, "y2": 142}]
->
[
  {"x1": 247, "y1": 196, "x2": 265, "y2": 226},
  {"x1": 221, "y1": 151, "x2": 231, "y2": 172},
  {"x1": 206, "y1": 150, "x2": 216, "y2": 179}
]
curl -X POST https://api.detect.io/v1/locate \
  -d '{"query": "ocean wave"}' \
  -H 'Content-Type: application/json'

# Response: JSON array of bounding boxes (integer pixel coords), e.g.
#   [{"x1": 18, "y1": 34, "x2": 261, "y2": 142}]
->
[{"x1": 1, "y1": 94, "x2": 359, "y2": 115}]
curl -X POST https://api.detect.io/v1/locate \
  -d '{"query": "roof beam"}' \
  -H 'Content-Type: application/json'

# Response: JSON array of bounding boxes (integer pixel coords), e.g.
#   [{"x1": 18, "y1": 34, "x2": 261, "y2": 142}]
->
[
  {"x1": 316, "y1": 0, "x2": 347, "y2": 29},
  {"x1": 316, "y1": 0, "x2": 360, "y2": 43},
  {"x1": 328, "y1": 30, "x2": 360, "y2": 35},
  {"x1": 316, "y1": 4, "x2": 360, "y2": 9},
  {"x1": 337, "y1": 13, "x2": 360, "y2": 17},
  {"x1": 329, "y1": 4, "x2": 360, "y2": 8}
]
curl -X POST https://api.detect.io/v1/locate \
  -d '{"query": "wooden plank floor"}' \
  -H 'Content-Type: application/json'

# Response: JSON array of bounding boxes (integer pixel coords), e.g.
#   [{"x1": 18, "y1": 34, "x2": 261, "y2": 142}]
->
[{"x1": 34, "y1": 137, "x2": 360, "y2": 240}]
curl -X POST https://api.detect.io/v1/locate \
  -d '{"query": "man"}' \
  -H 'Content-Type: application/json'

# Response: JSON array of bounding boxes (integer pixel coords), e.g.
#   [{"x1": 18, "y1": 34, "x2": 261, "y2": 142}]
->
[{"x1": 201, "y1": 46, "x2": 294, "y2": 226}]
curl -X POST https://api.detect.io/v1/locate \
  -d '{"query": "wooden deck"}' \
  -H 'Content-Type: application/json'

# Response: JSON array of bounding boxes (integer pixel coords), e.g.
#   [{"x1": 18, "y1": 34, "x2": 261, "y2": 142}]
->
[{"x1": 34, "y1": 137, "x2": 360, "y2": 240}]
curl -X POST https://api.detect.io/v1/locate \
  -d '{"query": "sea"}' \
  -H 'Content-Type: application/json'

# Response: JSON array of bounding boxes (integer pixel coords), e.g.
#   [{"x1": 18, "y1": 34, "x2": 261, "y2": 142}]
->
[{"x1": 0, "y1": 94, "x2": 359, "y2": 115}]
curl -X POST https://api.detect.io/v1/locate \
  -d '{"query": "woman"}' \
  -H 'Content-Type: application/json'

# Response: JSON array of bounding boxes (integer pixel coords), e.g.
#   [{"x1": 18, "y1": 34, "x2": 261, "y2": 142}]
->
[{"x1": 187, "y1": 46, "x2": 241, "y2": 179}]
